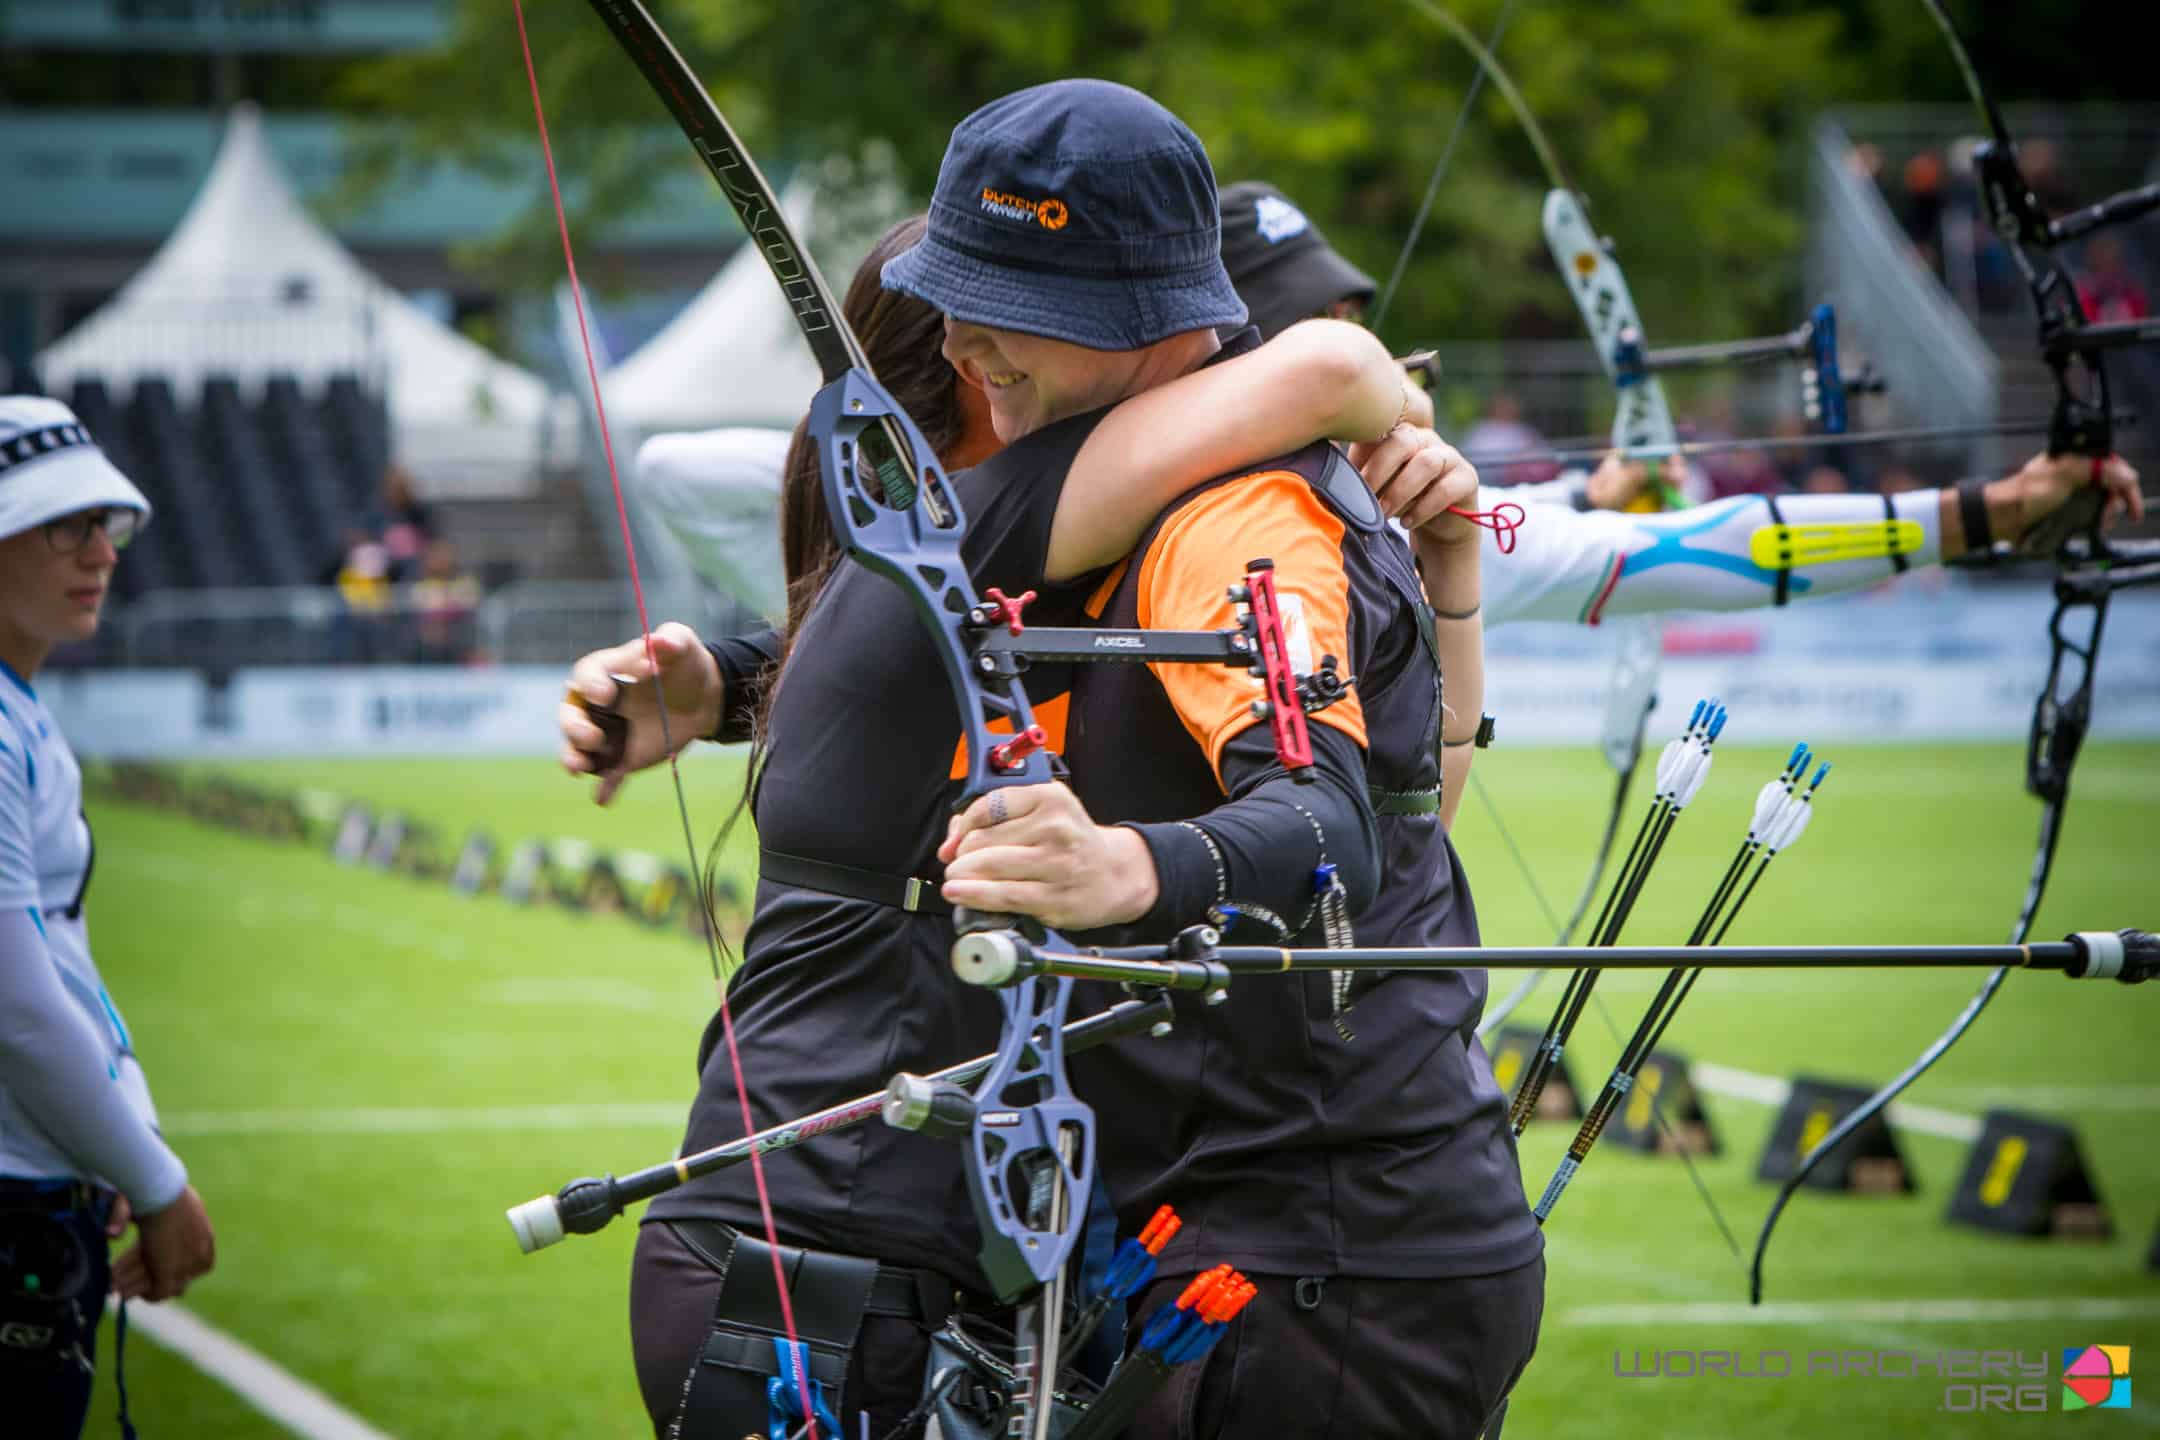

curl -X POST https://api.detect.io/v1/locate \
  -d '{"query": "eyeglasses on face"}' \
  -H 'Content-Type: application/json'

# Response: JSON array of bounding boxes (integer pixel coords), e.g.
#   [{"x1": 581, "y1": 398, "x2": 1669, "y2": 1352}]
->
[{"x1": 42, "y1": 507, "x2": 140, "y2": 554}]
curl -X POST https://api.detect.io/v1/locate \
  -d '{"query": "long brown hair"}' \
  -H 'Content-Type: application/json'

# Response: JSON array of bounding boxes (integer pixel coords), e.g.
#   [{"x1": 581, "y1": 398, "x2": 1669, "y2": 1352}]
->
[
  {"x1": 775, "y1": 213, "x2": 969, "y2": 640},
  {"x1": 706, "y1": 215, "x2": 970, "y2": 934}
]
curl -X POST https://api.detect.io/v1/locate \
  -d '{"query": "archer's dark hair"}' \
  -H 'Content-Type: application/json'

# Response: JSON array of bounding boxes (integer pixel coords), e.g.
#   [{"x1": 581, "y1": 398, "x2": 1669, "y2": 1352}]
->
[
  {"x1": 775, "y1": 213, "x2": 965, "y2": 641},
  {"x1": 711, "y1": 216, "x2": 967, "y2": 954}
]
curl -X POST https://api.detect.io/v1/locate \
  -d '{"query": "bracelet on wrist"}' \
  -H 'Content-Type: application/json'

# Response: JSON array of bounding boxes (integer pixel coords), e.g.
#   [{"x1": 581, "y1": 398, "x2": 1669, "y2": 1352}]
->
[{"x1": 1443, "y1": 713, "x2": 1497, "y2": 749}]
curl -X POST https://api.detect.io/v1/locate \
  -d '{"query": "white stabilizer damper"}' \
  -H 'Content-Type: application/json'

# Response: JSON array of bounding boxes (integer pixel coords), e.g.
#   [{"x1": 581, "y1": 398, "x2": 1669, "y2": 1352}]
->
[
  {"x1": 506, "y1": 1195, "x2": 565, "y2": 1254},
  {"x1": 2073, "y1": 930, "x2": 2125, "y2": 980},
  {"x1": 952, "y1": 930, "x2": 1023, "y2": 987}
]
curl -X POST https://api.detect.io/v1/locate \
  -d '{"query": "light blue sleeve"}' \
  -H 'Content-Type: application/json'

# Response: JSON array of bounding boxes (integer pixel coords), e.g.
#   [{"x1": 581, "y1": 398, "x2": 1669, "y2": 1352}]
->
[
  {"x1": 0, "y1": 906, "x2": 188, "y2": 1210},
  {"x1": 0, "y1": 717, "x2": 38, "y2": 912},
  {"x1": 0, "y1": 737, "x2": 187, "y2": 1210}
]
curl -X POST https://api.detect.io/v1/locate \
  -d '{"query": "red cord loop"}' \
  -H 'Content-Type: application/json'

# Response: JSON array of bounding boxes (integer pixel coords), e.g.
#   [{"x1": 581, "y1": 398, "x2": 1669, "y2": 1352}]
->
[{"x1": 1447, "y1": 500, "x2": 1527, "y2": 555}]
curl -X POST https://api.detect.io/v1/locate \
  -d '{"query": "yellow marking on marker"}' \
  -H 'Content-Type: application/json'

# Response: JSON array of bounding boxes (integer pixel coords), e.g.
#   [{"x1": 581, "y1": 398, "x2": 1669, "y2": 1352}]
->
[
  {"x1": 1979, "y1": 1135, "x2": 2027, "y2": 1207},
  {"x1": 1749, "y1": 519, "x2": 1923, "y2": 570}
]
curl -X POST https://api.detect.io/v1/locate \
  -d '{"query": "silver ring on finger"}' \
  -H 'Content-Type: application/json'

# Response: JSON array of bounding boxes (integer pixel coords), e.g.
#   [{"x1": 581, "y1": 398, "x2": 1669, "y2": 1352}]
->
[{"x1": 988, "y1": 791, "x2": 1009, "y2": 825}]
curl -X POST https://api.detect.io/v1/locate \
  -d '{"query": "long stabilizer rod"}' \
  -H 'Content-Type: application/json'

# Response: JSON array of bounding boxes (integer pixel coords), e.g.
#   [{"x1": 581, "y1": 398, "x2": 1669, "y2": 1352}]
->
[
  {"x1": 953, "y1": 929, "x2": 2156, "y2": 992},
  {"x1": 506, "y1": 993, "x2": 1172, "y2": 1253}
]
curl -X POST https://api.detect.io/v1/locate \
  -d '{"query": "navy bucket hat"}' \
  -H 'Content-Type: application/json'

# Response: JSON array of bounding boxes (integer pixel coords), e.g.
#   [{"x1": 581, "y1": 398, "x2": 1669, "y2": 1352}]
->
[{"x1": 882, "y1": 79, "x2": 1248, "y2": 350}]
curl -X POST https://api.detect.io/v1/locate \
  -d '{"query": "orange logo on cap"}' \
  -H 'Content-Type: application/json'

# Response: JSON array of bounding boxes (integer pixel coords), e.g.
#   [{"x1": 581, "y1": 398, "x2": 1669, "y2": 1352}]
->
[{"x1": 980, "y1": 188, "x2": 1071, "y2": 230}]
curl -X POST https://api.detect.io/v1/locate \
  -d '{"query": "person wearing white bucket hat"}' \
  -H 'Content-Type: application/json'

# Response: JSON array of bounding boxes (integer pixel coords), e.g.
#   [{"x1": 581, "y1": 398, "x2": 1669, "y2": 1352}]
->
[{"x1": 0, "y1": 396, "x2": 217, "y2": 1438}]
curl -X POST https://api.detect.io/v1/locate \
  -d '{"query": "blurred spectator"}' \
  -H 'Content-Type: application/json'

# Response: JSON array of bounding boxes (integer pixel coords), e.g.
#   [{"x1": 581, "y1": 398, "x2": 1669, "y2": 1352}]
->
[
  {"x1": 1766, "y1": 413, "x2": 1819, "y2": 492},
  {"x1": 2077, "y1": 234, "x2": 2150, "y2": 323},
  {"x1": 1801, "y1": 466, "x2": 1851, "y2": 494},
  {"x1": 2018, "y1": 137, "x2": 2077, "y2": 213},
  {"x1": 330, "y1": 529, "x2": 391, "y2": 663},
  {"x1": 1876, "y1": 464, "x2": 1924, "y2": 496},
  {"x1": 1900, "y1": 149, "x2": 1947, "y2": 272},
  {"x1": 1689, "y1": 393, "x2": 1778, "y2": 500},
  {"x1": 1463, "y1": 392, "x2": 1556, "y2": 486},
  {"x1": 410, "y1": 538, "x2": 481, "y2": 665},
  {"x1": 370, "y1": 463, "x2": 433, "y2": 581}
]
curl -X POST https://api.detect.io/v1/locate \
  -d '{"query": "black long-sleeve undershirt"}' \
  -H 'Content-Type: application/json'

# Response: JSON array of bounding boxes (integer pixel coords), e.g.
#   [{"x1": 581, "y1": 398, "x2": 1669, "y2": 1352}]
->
[{"x1": 1118, "y1": 721, "x2": 1379, "y2": 944}]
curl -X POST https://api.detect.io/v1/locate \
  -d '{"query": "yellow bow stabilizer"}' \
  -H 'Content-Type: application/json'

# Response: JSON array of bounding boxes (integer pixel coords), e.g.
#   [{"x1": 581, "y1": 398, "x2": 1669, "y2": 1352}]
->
[{"x1": 1749, "y1": 518, "x2": 1922, "y2": 569}]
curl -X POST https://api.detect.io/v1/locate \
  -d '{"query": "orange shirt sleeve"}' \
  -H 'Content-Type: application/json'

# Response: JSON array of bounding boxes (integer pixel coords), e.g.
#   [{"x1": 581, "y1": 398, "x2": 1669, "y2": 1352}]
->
[{"x1": 1136, "y1": 470, "x2": 1368, "y2": 784}]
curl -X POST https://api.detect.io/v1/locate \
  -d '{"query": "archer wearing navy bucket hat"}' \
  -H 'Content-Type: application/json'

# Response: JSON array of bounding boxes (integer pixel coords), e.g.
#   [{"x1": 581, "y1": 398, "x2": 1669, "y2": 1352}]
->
[{"x1": 881, "y1": 79, "x2": 1248, "y2": 352}]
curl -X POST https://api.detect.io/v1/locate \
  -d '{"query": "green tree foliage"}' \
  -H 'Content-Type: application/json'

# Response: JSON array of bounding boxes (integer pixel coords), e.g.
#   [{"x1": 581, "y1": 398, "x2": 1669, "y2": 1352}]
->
[{"x1": 341, "y1": 0, "x2": 1873, "y2": 350}]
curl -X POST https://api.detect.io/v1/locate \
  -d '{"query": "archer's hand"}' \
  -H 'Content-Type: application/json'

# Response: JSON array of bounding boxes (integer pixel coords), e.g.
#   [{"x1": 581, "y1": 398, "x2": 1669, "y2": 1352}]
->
[
  {"x1": 1996, "y1": 451, "x2": 2144, "y2": 544},
  {"x1": 111, "y1": 1184, "x2": 216, "y2": 1303},
  {"x1": 938, "y1": 783, "x2": 1158, "y2": 930},
  {"x1": 1588, "y1": 454, "x2": 1650, "y2": 510},
  {"x1": 1588, "y1": 454, "x2": 1693, "y2": 510},
  {"x1": 1348, "y1": 425, "x2": 1481, "y2": 540},
  {"x1": 559, "y1": 622, "x2": 721, "y2": 806}
]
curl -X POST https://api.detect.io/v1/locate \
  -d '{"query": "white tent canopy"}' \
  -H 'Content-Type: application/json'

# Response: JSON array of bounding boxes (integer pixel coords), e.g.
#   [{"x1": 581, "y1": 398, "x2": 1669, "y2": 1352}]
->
[
  {"x1": 39, "y1": 104, "x2": 574, "y2": 496},
  {"x1": 600, "y1": 183, "x2": 827, "y2": 433}
]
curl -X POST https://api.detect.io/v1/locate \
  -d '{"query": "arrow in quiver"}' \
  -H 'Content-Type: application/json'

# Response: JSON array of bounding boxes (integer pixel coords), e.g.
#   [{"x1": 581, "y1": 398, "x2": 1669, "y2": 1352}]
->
[
  {"x1": 1944, "y1": 1110, "x2": 2112, "y2": 1240},
  {"x1": 1605, "y1": 1050, "x2": 1719, "y2": 1156},
  {"x1": 1486, "y1": 1024, "x2": 1585, "y2": 1122},
  {"x1": 1754, "y1": 1075, "x2": 1914, "y2": 1194}
]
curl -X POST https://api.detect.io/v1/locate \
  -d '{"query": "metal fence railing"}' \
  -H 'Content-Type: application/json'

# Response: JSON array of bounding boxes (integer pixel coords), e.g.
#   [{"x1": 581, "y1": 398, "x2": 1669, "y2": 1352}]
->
[{"x1": 104, "y1": 580, "x2": 755, "y2": 670}]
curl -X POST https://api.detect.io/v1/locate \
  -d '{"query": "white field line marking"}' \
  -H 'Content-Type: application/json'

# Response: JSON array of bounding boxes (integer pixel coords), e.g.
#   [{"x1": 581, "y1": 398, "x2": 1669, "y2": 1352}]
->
[
  {"x1": 123, "y1": 1299, "x2": 396, "y2": 1440},
  {"x1": 1690, "y1": 1061, "x2": 1981, "y2": 1142},
  {"x1": 119, "y1": 850, "x2": 467, "y2": 963},
  {"x1": 1563, "y1": 1296, "x2": 2160, "y2": 1327},
  {"x1": 1933, "y1": 1083, "x2": 2160, "y2": 1112},
  {"x1": 163, "y1": 1101, "x2": 685, "y2": 1137}
]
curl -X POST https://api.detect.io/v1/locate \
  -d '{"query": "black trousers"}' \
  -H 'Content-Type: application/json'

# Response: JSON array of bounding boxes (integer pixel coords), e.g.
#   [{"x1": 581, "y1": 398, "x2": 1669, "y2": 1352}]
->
[
  {"x1": 629, "y1": 1219, "x2": 943, "y2": 1440},
  {"x1": 0, "y1": 1197, "x2": 113, "y2": 1439},
  {"x1": 1123, "y1": 1257, "x2": 1545, "y2": 1440}
]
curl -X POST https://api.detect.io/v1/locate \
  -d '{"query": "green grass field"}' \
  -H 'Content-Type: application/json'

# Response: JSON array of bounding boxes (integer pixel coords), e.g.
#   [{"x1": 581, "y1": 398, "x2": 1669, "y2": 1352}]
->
[{"x1": 81, "y1": 742, "x2": 2159, "y2": 1438}]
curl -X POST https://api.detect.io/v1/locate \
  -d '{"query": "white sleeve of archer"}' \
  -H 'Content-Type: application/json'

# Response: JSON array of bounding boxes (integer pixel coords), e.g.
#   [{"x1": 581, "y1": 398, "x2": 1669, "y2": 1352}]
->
[
  {"x1": 1496, "y1": 468, "x2": 1592, "y2": 510},
  {"x1": 633, "y1": 427, "x2": 792, "y2": 621},
  {"x1": 1481, "y1": 486, "x2": 1640, "y2": 628},
  {"x1": 1582, "y1": 489, "x2": 1945, "y2": 622}
]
